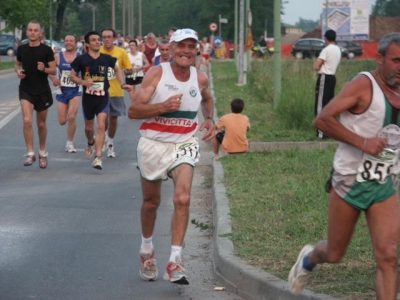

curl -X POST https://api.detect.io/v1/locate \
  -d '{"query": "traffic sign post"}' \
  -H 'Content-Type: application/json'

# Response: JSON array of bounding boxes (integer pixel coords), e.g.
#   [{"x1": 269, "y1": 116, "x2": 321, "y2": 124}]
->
[{"x1": 209, "y1": 22, "x2": 218, "y2": 32}]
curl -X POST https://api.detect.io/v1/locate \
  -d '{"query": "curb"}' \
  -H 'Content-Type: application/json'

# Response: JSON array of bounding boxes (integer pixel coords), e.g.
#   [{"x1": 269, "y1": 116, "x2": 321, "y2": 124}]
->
[
  {"x1": 212, "y1": 159, "x2": 340, "y2": 300},
  {"x1": 208, "y1": 64, "x2": 341, "y2": 300}
]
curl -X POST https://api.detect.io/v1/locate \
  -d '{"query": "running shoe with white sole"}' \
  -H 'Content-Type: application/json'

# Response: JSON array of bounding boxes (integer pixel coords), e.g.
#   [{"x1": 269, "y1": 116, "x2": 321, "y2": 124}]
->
[
  {"x1": 102, "y1": 138, "x2": 108, "y2": 152},
  {"x1": 288, "y1": 244, "x2": 314, "y2": 295},
  {"x1": 39, "y1": 153, "x2": 48, "y2": 169},
  {"x1": 92, "y1": 156, "x2": 102, "y2": 170},
  {"x1": 107, "y1": 144, "x2": 115, "y2": 158},
  {"x1": 85, "y1": 143, "x2": 94, "y2": 159},
  {"x1": 23, "y1": 154, "x2": 36, "y2": 166},
  {"x1": 140, "y1": 251, "x2": 158, "y2": 281},
  {"x1": 65, "y1": 143, "x2": 77, "y2": 153},
  {"x1": 163, "y1": 257, "x2": 189, "y2": 285}
]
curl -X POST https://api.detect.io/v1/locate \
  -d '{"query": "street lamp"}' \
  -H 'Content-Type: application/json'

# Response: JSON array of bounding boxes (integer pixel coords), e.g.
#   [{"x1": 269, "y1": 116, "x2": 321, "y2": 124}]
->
[{"x1": 80, "y1": 2, "x2": 96, "y2": 31}]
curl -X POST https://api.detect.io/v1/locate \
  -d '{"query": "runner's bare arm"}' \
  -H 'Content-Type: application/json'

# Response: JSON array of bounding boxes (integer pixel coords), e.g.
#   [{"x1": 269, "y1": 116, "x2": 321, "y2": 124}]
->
[
  {"x1": 314, "y1": 74, "x2": 386, "y2": 155},
  {"x1": 128, "y1": 66, "x2": 181, "y2": 119}
]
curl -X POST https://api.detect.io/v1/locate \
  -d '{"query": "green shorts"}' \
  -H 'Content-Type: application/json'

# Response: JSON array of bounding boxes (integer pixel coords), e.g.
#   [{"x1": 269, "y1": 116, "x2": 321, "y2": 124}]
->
[{"x1": 325, "y1": 169, "x2": 398, "y2": 211}]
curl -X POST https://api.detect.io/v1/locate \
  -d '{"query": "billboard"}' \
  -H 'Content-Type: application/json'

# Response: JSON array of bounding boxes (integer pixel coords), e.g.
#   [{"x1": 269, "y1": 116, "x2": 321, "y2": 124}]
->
[{"x1": 321, "y1": 0, "x2": 370, "y2": 40}]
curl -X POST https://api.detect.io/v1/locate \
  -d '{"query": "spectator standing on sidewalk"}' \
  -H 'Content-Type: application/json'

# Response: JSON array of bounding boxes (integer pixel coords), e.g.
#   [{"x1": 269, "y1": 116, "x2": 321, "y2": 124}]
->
[
  {"x1": 213, "y1": 98, "x2": 250, "y2": 157},
  {"x1": 128, "y1": 28, "x2": 215, "y2": 285},
  {"x1": 314, "y1": 29, "x2": 341, "y2": 139},
  {"x1": 15, "y1": 20, "x2": 56, "y2": 169},
  {"x1": 49, "y1": 34, "x2": 82, "y2": 153},
  {"x1": 289, "y1": 32, "x2": 400, "y2": 300}
]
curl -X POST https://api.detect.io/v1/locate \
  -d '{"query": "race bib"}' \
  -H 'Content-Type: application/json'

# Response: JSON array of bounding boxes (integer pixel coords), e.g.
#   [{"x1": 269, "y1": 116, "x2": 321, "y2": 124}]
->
[
  {"x1": 107, "y1": 66, "x2": 117, "y2": 80},
  {"x1": 86, "y1": 82, "x2": 105, "y2": 96},
  {"x1": 173, "y1": 139, "x2": 200, "y2": 162},
  {"x1": 356, "y1": 148, "x2": 399, "y2": 184},
  {"x1": 356, "y1": 125, "x2": 400, "y2": 184},
  {"x1": 60, "y1": 70, "x2": 76, "y2": 87}
]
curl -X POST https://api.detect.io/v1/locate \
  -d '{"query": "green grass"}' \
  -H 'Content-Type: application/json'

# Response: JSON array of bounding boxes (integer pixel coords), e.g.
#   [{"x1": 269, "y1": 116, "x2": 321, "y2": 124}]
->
[
  {"x1": 211, "y1": 58, "x2": 383, "y2": 300},
  {"x1": 0, "y1": 61, "x2": 14, "y2": 71}
]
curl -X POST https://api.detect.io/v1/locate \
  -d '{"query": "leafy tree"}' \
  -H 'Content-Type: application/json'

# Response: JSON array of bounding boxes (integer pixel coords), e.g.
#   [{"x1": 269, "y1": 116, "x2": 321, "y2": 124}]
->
[
  {"x1": 295, "y1": 18, "x2": 319, "y2": 33},
  {"x1": 372, "y1": 0, "x2": 400, "y2": 16},
  {"x1": 62, "y1": 12, "x2": 83, "y2": 38},
  {"x1": 0, "y1": 0, "x2": 49, "y2": 37}
]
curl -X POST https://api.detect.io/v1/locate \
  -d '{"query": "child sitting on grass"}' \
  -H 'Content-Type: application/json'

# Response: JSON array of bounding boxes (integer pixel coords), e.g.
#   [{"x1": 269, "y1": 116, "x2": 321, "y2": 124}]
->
[{"x1": 213, "y1": 98, "x2": 250, "y2": 157}]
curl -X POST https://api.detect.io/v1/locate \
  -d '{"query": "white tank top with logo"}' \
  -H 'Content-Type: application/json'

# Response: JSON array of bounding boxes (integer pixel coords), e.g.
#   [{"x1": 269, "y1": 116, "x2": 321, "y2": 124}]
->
[
  {"x1": 139, "y1": 63, "x2": 202, "y2": 143},
  {"x1": 334, "y1": 72, "x2": 400, "y2": 183}
]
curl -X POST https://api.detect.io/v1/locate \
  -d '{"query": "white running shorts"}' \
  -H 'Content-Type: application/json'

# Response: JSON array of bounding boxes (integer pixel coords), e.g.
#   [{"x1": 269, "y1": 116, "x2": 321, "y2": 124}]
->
[{"x1": 137, "y1": 136, "x2": 200, "y2": 181}]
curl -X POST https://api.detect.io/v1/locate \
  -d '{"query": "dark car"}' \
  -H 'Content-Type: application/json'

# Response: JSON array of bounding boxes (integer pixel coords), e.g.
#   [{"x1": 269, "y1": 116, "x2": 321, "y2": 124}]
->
[
  {"x1": 0, "y1": 34, "x2": 20, "y2": 56},
  {"x1": 291, "y1": 38, "x2": 348, "y2": 59},
  {"x1": 336, "y1": 40, "x2": 363, "y2": 59},
  {"x1": 21, "y1": 39, "x2": 61, "y2": 53}
]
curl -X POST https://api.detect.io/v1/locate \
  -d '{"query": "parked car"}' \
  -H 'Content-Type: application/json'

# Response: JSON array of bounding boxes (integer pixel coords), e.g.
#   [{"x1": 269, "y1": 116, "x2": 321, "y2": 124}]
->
[
  {"x1": 291, "y1": 38, "x2": 348, "y2": 59},
  {"x1": 336, "y1": 40, "x2": 363, "y2": 59},
  {"x1": 0, "y1": 34, "x2": 20, "y2": 56},
  {"x1": 21, "y1": 39, "x2": 61, "y2": 53}
]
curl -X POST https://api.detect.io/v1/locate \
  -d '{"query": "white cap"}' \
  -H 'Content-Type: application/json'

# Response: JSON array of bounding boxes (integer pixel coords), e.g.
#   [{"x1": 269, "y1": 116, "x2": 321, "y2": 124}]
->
[{"x1": 169, "y1": 29, "x2": 198, "y2": 44}]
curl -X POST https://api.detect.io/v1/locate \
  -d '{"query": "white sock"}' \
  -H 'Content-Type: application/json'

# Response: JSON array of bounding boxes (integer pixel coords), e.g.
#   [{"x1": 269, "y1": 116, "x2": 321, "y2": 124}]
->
[
  {"x1": 169, "y1": 245, "x2": 182, "y2": 263},
  {"x1": 66, "y1": 141, "x2": 73, "y2": 146},
  {"x1": 140, "y1": 236, "x2": 153, "y2": 253},
  {"x1": 108, "y1": 138, "x2": 114, "y2": 146},
  {"x1": 39, "y1": 149, "x2": 46, "y2": 156},
  {"x1": 27, "y1": 151, "x2": 34, "y2": 156}
]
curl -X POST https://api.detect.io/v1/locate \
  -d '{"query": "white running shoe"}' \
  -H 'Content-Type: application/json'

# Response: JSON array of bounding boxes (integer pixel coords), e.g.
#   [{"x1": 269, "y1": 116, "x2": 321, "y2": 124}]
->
[
  {"x1": 107, "y1": 144, "x2": 115, "y2": 158},
  {"x1": 102, "y1": 138, "x2": 108, "y2": 152},
  {"x1": 65, "y1": 143, "x2": 77, "y2": 153},
  {"x1": 85, "y1": 144, "x2": 94, "y2": 159},
  {"x1": 92, "y1": 157, "x2": 103, "y2": 170},
  {"x1": 140, "y1": 251, "x2": 158, "y2": 281},
  {"x1": 288, "y1": 244, "x2": 314, "y2": 295}
]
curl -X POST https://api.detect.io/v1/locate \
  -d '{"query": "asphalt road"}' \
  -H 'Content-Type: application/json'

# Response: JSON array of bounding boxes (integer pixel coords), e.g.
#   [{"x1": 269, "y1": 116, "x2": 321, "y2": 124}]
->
[{"x1": 0, "y1": 72, "x2": 243, "y2": 300}]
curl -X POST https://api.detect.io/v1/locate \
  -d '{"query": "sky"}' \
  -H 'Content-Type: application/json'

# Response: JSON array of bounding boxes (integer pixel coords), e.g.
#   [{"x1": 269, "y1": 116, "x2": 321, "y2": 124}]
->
[{"x1": 282, "y1": 0, "x2": 377, "y2": 25}]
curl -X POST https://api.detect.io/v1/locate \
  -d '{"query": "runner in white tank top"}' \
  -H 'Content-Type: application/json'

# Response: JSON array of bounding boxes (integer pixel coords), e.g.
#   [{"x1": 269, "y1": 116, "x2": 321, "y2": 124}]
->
[{"x1": 128, "y1": 28, "x2": 215, "y2": 285}]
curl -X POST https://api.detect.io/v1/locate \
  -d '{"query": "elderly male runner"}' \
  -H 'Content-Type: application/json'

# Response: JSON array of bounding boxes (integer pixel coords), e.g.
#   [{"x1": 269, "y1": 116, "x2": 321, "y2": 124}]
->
[
  {"x1": 289, "y1": 32, "x2": 400, "y2": 300},
  {"x1": 128, "y1": 28, "x2": 215, "y2": 284}
]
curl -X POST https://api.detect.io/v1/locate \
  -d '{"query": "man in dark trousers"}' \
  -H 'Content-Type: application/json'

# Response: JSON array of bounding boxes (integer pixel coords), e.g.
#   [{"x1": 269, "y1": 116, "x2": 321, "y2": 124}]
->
[{"x1": 314, "y1": 29, "x2": 341, "y2": 139}]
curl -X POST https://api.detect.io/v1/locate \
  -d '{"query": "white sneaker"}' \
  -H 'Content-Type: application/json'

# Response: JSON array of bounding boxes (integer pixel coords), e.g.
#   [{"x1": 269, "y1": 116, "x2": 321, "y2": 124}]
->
[
  {"x1": 85, "y1": 143, "x2": 94, "y2": 159},
  {"x1": 102, "y1": 138, "x2": 108, "y2": 152},
  {"x1": 107, "y1": 144, "x2": 115, "y2": 158},
  {"x1": 92, "y1": 157, "x2": 103, "y2": 170},
  {"x1": 65, "y1": 143, "x2": 77, "y2": 153},
  {"x1": 288, "y1": 244, "x2": 314, "y2": 295}
]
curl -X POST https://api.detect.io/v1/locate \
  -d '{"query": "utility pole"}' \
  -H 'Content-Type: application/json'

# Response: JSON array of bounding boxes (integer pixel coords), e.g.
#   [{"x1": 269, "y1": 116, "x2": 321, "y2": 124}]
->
[
  {"x1": 273, "y1": 0, "x2": 281, "y2": 109},
  {"x1": 112, "y1": 0, "x2": 116, "y2": 29},
  {"x1": 234, "y1": 0, "x2": 238, "y2": 62},
  {"x1": 238, "y1": 0, "x2": 245, "y2": 85},
  {"x1": 139, "y1": 0, "x2": 142, "y2": 36},
  {"x1": 122, "y1": 0, "x2": 126, "y2": 35}
]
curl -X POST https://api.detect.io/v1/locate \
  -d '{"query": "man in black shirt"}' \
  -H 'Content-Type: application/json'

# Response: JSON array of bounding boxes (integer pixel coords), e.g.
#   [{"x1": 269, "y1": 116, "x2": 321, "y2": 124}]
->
[
  {"x1": 15, "y1": 21, "x2": 56, "y2": 168},
  {"x1": 70, "y1": 31, "x2": 130, "y2": 170}
]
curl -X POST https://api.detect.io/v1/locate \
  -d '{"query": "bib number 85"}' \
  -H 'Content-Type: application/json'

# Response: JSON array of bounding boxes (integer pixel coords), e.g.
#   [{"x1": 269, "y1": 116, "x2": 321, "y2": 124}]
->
[{"x1": 357, "y1": 159, "x2": 393, "y2": 183}]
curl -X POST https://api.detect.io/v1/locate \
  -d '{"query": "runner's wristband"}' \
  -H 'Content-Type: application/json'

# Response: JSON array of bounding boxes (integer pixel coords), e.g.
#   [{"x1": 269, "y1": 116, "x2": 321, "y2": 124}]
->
[{"x1": 206, "y1": 117, "x2": 214, "y2": 124}]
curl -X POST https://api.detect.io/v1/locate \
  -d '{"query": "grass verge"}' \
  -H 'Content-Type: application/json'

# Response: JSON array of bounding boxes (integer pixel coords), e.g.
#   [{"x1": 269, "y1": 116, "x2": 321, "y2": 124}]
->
[
  {"x1": 211, "y1": 58, "x2": 383, "y2": 300},
  {"x1": 0, "y1": 61, "x2": 14, "y2": 71}
]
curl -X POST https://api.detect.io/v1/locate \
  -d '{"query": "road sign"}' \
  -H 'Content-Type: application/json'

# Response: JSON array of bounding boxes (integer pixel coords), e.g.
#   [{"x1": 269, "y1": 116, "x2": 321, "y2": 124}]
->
[
  {"x1": 214, "y1": 36, "x2": 223, "y2": 47},
  {"x1": 209, "y1": 22, "x2": 218, "y2": 32},
  {"x1": 220, "y1": 18, "x2": 228, "y2": 24}
]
